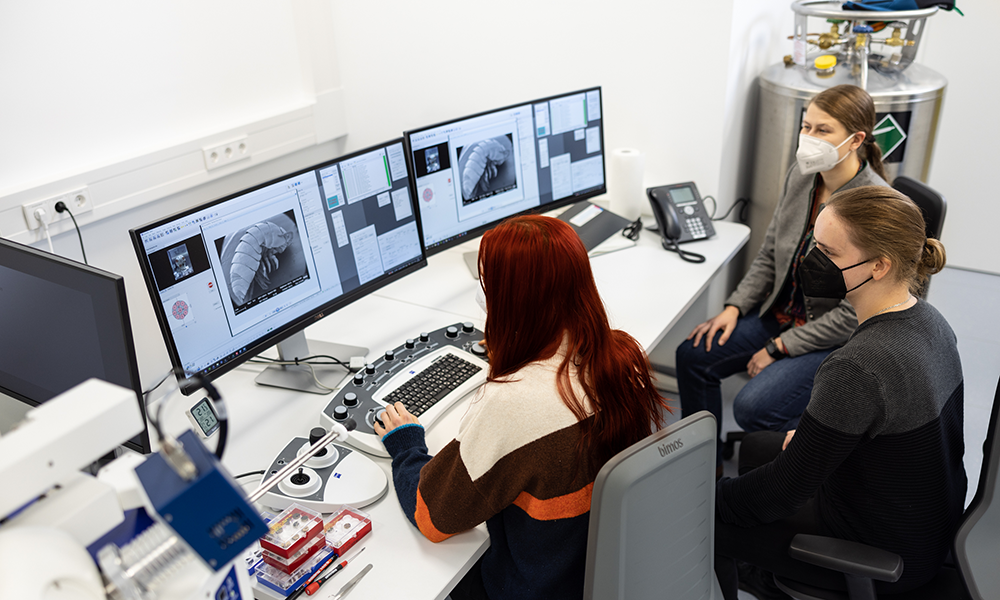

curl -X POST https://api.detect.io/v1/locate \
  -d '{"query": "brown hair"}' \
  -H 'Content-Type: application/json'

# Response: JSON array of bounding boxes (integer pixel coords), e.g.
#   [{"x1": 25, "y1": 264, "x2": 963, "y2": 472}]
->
[
  {"x1": 810, "y1": 85, "x2": 887, "y2": 182},
  {"x1": 825, "y1": 186, "x2": 946, "y2": 295}
]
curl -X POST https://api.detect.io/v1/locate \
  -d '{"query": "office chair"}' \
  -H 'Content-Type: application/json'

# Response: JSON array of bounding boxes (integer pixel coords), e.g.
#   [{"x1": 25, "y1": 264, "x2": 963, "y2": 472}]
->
[
  {"x1": 772, "y1": 375, "x2": 1000, "y2": 600},
  {"x1": 892, "y1": 176, "x2": 947, "y2": 240},
  {"x1": 893, "y1": 175, "x2": 947, "y2": 298},
  {"x1": 583, "y1": 411, "x2": 722, "y2": 600},
  {"x1": 722, "y1": 177, "x2": 948, "y2": 462}
]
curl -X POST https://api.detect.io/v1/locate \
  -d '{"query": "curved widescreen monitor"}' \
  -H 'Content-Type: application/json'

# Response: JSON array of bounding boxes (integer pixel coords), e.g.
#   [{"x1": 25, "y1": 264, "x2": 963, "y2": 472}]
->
[
  {"x1": 406, "y1": 86, "x2": 606, "y2": 255},
  {"x1": 0, "y1": 237, "x2": 150, "y2": 454},
  {"x1": 130, "y1": 139, "x2": 426, "y2": 394}
]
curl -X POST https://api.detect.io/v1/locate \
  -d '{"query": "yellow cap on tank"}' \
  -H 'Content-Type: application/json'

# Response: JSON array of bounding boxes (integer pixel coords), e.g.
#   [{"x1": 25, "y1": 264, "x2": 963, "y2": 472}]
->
[{"x1": 814, "y1": 55, "x2": 837, "y2": 70}]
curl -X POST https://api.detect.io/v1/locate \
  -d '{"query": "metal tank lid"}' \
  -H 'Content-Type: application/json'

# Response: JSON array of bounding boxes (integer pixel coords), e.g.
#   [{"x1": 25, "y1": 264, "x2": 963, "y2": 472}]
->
[{"x1": 760, "y1": 61, "x2": 947, "y2": 103}]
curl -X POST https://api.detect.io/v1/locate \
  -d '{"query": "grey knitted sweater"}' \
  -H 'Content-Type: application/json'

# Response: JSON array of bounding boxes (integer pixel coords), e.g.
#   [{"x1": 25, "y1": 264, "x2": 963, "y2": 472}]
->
[{"x1": 717, "y1": 299, "x2": 966, "y2": 591}]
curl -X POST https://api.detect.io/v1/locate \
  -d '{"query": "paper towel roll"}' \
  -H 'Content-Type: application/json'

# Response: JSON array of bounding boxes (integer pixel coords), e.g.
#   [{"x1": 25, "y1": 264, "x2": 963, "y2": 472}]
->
[{"x1": 608, "y1": 148, "x2": 645, "y2": 220}]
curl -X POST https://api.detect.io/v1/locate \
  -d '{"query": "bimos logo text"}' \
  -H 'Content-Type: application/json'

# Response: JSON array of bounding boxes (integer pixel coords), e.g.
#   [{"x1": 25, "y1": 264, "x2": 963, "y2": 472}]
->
[{"x1": 658, "y1": 439, "x2": 683, "y2": 457}]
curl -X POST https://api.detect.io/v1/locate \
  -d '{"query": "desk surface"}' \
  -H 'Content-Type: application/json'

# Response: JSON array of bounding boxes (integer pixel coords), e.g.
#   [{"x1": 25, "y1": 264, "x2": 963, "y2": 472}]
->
[{"x1": 186, "y1": 221, "x2": 748, "y2": 600}]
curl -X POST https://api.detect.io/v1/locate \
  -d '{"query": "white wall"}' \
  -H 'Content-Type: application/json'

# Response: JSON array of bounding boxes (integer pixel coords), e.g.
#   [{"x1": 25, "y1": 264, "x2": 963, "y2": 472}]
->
[
  {"x1": 0, "y1": 1, "x2": 310, "y2": 196},
  {"x1": 918, "y1": 4, "x2": 1000, "y2": 274},
  {"x1": 330, "y1": 0, "x2": 735, "y2": 200}
]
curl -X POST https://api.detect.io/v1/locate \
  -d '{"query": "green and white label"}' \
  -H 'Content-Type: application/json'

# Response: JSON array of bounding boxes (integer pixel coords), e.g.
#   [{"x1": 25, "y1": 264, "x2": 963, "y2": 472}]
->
[{"x1": 874, "y1": 114, "x2": 907, "y2": 159}]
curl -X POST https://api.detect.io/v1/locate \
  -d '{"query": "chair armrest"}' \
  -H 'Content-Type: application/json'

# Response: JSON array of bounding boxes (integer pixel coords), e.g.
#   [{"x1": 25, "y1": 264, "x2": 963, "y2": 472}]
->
[{"x1": 788, "y1": 534, "x2": 904, "y2": 583}]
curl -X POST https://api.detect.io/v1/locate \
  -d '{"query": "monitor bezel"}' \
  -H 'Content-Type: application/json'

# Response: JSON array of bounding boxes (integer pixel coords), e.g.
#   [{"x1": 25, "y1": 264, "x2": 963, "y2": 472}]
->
[
  {"x1": 129, "y1": 138, "x2": 428, "y2": 393},
  {"x1": 0, "y1": 237, "x2": 151, "y2": 454},
  {"x1": 404, "y1": 86, "x2": 607, "y2": 256}
]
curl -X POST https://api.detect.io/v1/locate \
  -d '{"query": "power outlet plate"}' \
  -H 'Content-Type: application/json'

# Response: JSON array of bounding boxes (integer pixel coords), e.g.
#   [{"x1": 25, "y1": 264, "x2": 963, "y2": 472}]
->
[
  {"x1": 22, "y1": 187, "x2": 93, "y2": 231},
  {"x1": 203, "y1": 136, "x2": 251, "y2": 171}
]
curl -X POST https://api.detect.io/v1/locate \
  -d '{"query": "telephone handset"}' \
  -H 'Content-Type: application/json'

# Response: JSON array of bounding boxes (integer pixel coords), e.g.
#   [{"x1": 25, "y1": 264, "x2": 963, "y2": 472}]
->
[{"x1": 646, "y1": 182, "x2": 714, "y2": 263}]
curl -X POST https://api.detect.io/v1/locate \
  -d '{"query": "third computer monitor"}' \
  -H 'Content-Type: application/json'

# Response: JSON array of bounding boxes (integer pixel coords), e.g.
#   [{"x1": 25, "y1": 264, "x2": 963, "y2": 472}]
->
[{"x1": 406, "y1": 87, "x2": 606, "y2": 254}]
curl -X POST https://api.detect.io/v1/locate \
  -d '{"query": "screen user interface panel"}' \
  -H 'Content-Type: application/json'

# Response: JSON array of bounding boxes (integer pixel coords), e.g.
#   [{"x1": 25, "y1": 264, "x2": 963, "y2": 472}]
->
[
  {"x1": 132, "y1": 140, "x2": 423, "y2": 380},
  {"x1": 408, "y1": 87, "x2": 605, "y2": 252}
]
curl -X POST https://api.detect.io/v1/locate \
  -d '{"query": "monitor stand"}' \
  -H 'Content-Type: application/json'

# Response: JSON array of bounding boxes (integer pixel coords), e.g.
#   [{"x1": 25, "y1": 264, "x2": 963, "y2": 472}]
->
[
  {"x1": 255, "y1": 331, "x2": 368, "y2": 395},
  {"x1": 462, "y1": 251, "x2": 480, "y2": 280}
]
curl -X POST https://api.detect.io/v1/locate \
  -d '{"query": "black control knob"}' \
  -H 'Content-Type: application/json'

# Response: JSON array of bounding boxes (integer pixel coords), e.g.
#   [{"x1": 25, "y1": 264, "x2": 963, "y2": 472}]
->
[
  {"x1": 384, "y1": 349, "x2": 395, "y2": 361},
  {"x1": 309, "y1": 427, "x2": 327, "y2": 445},
  {"x1": 462, "y1": 322, "x2": 475, "y2": 333},
  {"x1": 471, "y1": 343, "x2": 487, "y2": 357},
  {"x1": 446, "y1": 326, "x2": 458, "y2": 338},
  {"x1": 419, "y1": 332, "x2": 429, "y2": 342},
  {"x1": 290, "y1": 467, "x2": 310, "y2": 485},
  {"x1": 353, "y1": 372, "x2": 365, "y2": 385},
  {"x1": 405, "y1": 338, "x2": 415, "y2": 349},
  {"x1": 343, "y1": 392, "x2": 359, "y2": 407},
  {"x1": 309, "y1": 426, "x2": 329, "y2": 457},
  {"x1": 365, "y1": 363, "x2": 376, "y2": 375},
  {"x1": 333, "y1": 405, "x2": 348, "y2": 421}
]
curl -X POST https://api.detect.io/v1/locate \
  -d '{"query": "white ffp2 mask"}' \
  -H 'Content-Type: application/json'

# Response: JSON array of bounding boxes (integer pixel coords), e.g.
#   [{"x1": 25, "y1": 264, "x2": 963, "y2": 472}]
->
[{"x1": 796, "y1": 133, "x2": 857, "y2": 175}]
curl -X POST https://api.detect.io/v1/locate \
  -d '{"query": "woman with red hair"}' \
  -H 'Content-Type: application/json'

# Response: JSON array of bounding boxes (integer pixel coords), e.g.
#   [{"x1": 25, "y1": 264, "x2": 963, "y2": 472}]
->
[{"x1": 375, "y1": 215, "x2": 668, "y2": 600}]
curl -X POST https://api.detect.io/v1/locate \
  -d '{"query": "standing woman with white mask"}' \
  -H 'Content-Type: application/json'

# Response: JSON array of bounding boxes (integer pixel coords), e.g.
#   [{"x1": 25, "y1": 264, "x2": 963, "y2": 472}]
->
[{"x1": 676, "y1": 85, "x2": 889, "y2": 472}]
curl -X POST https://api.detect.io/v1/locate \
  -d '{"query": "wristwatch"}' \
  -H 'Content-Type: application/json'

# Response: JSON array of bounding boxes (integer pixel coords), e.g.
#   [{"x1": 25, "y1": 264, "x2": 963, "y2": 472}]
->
[{"x1": 765, "y1": 337, "x2": 787, "y2": 360}]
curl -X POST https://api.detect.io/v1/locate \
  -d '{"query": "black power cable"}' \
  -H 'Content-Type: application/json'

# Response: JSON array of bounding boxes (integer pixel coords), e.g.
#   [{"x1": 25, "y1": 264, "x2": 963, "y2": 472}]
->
[
  {"x1": 144, "y1": 367, "x2": 228, "y2": 460},
  {"x1": 711, "y1": 197, "x2": 750, "y2": 223},
  {"x1": 53, "y1": 201, "x2": 88, "y2": 264},
  {"x1": 621, "y1": 217, "x2": 643, "y2": 241}
]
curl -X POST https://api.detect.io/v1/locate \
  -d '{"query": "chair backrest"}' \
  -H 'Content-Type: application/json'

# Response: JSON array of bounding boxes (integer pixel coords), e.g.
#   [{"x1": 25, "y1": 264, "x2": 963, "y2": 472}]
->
[
  {"x1": 583, "y1": 411, "x2": 721, "y2": 600},
  {"x1": 954, "y1": 376, "x2": 1000, "y2": 600},
  {"x1": 892, "y1": 175, "x2": 947, "y2": 240}
]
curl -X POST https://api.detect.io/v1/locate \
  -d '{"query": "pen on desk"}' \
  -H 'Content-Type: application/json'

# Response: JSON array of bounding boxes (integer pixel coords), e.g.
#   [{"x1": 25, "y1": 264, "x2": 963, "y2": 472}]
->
[
  {"x1": 286, "y1": 546, "x2": 365, "y2": 600},
  {"x1": 290, "y1": 555, "x2": 339, "y2": 600},
  {"x1": 305, "y1": 547, "x2": 366, "y2": 596}
]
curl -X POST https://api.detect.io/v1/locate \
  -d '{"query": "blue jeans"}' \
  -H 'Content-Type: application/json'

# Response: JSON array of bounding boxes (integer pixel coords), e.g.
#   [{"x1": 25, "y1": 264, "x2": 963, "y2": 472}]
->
[{"x1": 675, "y1": 310, "x2": 835, "y2": 464}]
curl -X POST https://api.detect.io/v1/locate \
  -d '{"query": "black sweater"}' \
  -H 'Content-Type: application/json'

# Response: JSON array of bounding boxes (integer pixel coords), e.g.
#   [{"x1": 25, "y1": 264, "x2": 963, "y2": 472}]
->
[{"x1": 717, "y1": 299, "x2": 966, "y2": 590}]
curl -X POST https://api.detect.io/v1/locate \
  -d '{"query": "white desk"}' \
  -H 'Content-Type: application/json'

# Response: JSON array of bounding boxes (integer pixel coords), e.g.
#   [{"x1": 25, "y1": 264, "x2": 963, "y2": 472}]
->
[
  {"x1": 179, "y1": 221, "x2": 748, "y2": 600},
  {"x1": 374, "y1": 221, "x2": 750, "y2": 350}
]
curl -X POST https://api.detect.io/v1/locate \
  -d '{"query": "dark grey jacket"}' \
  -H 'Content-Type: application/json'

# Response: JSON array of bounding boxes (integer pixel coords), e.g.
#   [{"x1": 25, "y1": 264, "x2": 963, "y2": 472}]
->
[{"x1": 725, "y1": 163, "x2": 888, "y2": 356}]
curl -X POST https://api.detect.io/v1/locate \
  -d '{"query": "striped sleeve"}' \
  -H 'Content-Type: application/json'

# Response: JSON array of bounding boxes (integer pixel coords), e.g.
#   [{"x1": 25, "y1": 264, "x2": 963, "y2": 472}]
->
[
  {"x1": 382, "y1": 425, "x2": 496, "y2": 541},
  {"x1": 381, "y1": 358, "x2": 596, "y2": 542}
]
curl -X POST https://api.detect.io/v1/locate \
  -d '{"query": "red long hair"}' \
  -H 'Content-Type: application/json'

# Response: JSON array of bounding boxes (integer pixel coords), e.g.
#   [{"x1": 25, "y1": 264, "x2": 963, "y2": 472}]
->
[{"x1": 478, "y1": 215, "x2": 669, "y2": 469}]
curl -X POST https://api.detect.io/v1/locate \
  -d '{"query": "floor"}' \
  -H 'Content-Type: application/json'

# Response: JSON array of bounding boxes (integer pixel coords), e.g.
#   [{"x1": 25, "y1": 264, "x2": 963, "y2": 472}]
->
[{"x1": 659, "y1": 266, "x2": 1000, "y2": 599}]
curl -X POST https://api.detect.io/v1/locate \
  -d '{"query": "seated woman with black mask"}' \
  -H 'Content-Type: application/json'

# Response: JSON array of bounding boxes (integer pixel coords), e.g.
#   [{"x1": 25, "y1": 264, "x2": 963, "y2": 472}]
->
[{"x1": 713, "y1": 186, "x2": 966, "y2": 598}]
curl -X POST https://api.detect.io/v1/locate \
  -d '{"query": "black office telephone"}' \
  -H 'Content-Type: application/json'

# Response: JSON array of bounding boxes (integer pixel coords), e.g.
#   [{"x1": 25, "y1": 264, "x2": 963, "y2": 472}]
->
[
  {"x1": 646, "y1": 182, "x2": 714, "y2": 263},
  {"x1": 646, "y1": 182, "x2": 716, "y2": 243}
]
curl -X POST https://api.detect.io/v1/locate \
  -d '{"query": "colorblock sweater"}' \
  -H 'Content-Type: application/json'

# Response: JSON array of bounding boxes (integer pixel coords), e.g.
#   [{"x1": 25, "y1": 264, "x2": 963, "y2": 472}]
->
[
  {"x1": 382, "y1": 353, "x2": 597, "y2": 600},
  {"x1": 717, "y1": 300, "x2": 967, "y2": 591}
]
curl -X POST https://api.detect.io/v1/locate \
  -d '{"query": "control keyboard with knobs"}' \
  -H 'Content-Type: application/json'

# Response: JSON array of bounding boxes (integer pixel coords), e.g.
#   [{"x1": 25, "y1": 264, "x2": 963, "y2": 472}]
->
[{"x1": 321, "y1": 322, "x2": 488, "y2": 457}]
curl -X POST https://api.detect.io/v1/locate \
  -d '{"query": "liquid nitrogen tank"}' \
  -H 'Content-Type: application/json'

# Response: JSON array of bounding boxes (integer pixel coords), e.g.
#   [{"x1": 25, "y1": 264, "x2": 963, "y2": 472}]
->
[{"x1": 744, "y1": 0, "x2": 947, "y2": 272}]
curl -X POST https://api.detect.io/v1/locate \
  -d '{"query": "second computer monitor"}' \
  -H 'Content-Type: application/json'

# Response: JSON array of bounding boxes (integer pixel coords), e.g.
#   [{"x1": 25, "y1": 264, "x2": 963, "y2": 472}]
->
[
  {"x1": 406, "y1": 87, "x2": 606, "y2": 255},
  {"x1": 130, "y1": 139, "x2": 425, "y2": 394}
]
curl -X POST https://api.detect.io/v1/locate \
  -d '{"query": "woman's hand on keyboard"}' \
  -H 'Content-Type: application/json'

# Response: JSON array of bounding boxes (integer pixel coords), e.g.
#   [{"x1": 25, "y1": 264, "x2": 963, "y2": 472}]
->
[{"x1": 373, "y1": 401, "x2": 422, "y2": 438}]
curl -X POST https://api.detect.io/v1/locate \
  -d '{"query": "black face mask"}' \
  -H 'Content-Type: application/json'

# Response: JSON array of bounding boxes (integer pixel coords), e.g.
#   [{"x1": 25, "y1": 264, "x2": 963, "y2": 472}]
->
[{"x1": 798, "y1": 247, "x2": 873, "y2": 299}]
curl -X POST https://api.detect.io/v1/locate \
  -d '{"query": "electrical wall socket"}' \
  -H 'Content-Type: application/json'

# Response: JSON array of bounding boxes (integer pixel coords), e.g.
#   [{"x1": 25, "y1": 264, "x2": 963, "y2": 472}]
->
[
  {"x1": 203, "y1": 136, "x2": 251, "y2": 171},
  {"x1": 21, "y1": 187, "x2": 93, "y2": 231}
]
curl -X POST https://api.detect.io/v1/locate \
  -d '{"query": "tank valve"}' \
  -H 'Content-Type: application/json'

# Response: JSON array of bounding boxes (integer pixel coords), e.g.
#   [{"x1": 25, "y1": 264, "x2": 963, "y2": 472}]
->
[
  {"x1": 882, "y1": 24, "x2": 915, "y2": 48},
  {"x1": 817, "y1": 23, "x2": 842, "y2": 50},
  {"x1": 853, "y1": 24, "x2": 874, "y2": 50}
]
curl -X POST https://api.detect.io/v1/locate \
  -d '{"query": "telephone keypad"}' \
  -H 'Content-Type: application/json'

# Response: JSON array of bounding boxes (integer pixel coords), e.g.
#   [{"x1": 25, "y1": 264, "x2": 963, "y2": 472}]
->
[{"x1": 685, "y1": 217, "x2": 708, "y2": 239}]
